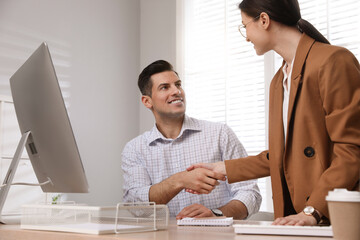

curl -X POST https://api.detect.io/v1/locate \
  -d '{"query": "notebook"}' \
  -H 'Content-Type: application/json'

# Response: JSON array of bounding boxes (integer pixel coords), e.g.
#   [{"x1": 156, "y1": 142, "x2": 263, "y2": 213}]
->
[
  {"x1": 177, "y1": 217, "x2": 233, "y2": 226},
  {"x1": 233, "y1": 220, "x2": 333, "y2": 237}
]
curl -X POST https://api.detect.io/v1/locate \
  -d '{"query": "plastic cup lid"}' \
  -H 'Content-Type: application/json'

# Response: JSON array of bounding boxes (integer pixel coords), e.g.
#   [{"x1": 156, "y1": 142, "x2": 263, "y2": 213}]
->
[{"x1": 326, "y1": 188, "x2": 360, "y2": 202}]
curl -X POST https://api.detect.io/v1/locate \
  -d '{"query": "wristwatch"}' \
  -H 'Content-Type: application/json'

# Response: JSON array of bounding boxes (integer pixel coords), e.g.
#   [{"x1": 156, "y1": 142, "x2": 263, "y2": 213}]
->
[
  {"x1": 211, "y1": 208, "x2": 224, "y2": 217},
  {"x1": 303, "y1": 206, "x2": 321, "y2": 224}
]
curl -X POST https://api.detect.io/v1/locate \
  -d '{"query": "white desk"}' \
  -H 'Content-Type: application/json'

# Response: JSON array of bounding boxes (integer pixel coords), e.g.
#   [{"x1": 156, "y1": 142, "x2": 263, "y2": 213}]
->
[{"x1": 0, "y1": 219, "x2": 333, "y2": 240}]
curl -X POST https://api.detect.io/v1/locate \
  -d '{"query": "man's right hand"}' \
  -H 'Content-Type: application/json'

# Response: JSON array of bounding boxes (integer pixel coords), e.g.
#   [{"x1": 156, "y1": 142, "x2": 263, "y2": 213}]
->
[
  {"x1": 149, "y1": 164, "x2": 226, "y2": 204},
  {"x1": 184, "y1": 162, "x2": 227, "y2": 194},
  {"x1": 177, "y1": 168, "x2": 225, "y2": 194}
]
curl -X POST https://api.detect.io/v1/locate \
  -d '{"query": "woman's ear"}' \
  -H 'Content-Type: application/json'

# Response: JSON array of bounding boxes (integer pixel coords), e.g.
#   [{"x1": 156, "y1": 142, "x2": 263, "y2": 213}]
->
[{"x1": 259, "y1": 12, "x2": 270, "y2": 29}]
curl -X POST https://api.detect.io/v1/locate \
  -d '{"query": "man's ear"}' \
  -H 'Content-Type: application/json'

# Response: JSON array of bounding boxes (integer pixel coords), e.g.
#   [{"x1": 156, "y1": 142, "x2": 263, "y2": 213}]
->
[
  {"x1": 259, "y1": 12, "x2": 270, "y2": 30},
  {"x1": 141, "y1": 95, "x2": 153, "y2": 109}
]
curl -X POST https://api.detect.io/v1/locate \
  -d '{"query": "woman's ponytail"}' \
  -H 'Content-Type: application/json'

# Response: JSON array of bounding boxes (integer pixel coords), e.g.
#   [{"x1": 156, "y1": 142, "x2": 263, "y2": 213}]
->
[{"x1": 297, "y1": 18, "x2": 330, "y2": 44}]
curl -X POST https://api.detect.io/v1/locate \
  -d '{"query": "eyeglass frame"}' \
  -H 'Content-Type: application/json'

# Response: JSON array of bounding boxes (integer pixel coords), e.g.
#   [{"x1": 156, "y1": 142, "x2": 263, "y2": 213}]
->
[{"x1": 238, "y1": 15, "x2": 260, "y2": 38}]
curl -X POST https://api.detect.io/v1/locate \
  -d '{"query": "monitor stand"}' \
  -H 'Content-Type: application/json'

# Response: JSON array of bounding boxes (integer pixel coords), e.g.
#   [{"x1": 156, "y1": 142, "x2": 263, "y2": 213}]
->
[{"x1": 0, "y1": 131, "x2": 30, "y2": 224}]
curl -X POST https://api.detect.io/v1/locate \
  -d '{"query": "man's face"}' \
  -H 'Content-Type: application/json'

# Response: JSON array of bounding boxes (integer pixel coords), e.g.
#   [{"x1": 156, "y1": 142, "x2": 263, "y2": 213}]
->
[{"x1": 142, "y1": 71, "x2": 186, "y2": 120}]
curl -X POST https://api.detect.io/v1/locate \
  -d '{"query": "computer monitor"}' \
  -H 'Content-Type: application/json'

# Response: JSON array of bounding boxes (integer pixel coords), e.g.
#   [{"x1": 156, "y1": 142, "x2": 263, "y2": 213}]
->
[{"x1": 0, "y1": 42, "x2": 89, "y2": 222}]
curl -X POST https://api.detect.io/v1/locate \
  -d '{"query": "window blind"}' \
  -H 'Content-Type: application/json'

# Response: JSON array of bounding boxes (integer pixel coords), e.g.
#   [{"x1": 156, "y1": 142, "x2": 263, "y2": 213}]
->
[
  {"x1": 306, "y1": 0, "x2": 360, "y2": 56},
  {"x1": 275, "y1": 0, "x2": 360, "y2": 67},
  {"x1": 183, "y1": 0, "x2": 268, "y2": 211},
  {"x1": 184, "y1": 0, "x2": 266, "y2": 156}
]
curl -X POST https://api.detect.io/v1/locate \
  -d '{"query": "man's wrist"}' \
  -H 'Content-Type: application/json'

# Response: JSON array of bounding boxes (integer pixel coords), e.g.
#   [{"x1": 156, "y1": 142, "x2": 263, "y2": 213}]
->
[
  {"x1": 211, "y1": 208, "x2": 224, "y2": 216},
  {"x1": 171, "y1": 171, "x2": 187, "y2": 190}
]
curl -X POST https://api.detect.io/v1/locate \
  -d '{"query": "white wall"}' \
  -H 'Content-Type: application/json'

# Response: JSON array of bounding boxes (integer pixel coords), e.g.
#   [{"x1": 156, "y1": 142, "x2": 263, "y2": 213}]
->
[
  {"x1": 0, "y1": 0, "x2": 141, "y2": 206},
  {"x1": 139, "y1": 0, "x2": 177, "y2": 133}
]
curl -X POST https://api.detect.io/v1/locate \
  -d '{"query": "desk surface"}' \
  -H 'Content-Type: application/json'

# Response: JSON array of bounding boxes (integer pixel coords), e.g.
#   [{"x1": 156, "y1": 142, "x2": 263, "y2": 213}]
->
[{"x1": 0, "y1": 219, "x2": 333, "y2": 240}]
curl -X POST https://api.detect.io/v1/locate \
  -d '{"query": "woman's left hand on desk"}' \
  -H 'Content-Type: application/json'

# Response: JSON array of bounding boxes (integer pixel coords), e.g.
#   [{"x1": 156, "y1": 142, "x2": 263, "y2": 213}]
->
[{"x1": 272, "y1": 212, "x2": 317, "y2": 226}]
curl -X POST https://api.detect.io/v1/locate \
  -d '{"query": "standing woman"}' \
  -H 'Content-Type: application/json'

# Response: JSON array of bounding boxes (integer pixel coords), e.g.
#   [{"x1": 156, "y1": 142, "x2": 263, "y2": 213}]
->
[{"x1": 188, "y1": 0, "x2": 360, "y2": 226}]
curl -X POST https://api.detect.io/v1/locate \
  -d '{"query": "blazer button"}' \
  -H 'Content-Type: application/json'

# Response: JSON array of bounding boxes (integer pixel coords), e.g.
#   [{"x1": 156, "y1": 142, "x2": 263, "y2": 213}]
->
[{"x1": 304, "y1": 147, "x2": 315, "y2": 158}]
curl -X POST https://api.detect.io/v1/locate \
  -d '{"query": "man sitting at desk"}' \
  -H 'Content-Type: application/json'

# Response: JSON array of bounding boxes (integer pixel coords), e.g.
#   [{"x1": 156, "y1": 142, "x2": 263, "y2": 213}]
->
[{"x1": 121, "y1": 60, "x2": 261, "y2": 219}]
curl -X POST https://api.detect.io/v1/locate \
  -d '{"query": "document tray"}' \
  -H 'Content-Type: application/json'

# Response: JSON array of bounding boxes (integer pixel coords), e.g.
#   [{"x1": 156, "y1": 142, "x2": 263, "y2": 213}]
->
[{"x1": 21, "y1": 202, "x2": 168, "y2": 235}]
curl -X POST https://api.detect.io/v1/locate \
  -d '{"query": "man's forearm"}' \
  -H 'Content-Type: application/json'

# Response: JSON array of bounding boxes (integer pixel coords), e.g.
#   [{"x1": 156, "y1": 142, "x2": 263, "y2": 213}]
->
[
  {"x1": 219, "y1": 200, "x2": 248, "y2": 220},
  {"x1": 149, "y1": 172, "x2": 184, "y2": 204}
]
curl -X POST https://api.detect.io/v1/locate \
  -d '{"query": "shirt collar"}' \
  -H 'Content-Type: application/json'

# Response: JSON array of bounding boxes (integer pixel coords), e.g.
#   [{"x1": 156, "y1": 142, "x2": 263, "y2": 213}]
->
[
  {"x1": 282, "y1": 58, "x2": 295, "y2": 92},
  {"x1": 147, "y1": 115, "x2": 201, "y2": 145},
  {"x1": 282, "y1": 58, "x2": 295, "y2": 80}
]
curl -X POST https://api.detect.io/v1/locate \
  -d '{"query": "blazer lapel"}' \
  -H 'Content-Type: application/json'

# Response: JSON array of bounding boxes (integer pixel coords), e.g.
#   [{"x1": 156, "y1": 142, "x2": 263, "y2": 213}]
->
[
  {"x1": 285, "y1": 34, "x2": 316, "y2": 147},
  {"x1": 269, "y1": 67, "x2": 285, "y2": 168},
  {"x1": 268, "y1": 68, "x2": 286, "y2": 217}
]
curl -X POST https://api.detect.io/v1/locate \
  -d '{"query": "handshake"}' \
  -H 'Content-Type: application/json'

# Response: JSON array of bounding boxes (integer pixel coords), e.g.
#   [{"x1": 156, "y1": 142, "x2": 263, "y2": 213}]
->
[{"x1": 182, "y1": 161, "x2": 227, "y2": 195}]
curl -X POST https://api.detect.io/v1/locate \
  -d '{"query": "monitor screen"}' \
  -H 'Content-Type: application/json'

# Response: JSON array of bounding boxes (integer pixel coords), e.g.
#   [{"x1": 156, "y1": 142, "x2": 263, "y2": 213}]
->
[{"x1": 8, "y1": 42, "x2": 89, "y2": 193}]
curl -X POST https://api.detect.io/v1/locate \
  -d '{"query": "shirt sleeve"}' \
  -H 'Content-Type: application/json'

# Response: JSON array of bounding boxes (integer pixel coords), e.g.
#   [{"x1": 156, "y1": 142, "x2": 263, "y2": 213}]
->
[
  {"x1": 220, "y1": 124, "x2": 262, "y2": 217},
  {"x1": 121, "y1": 140, "x2": 152, "y2": 202}
]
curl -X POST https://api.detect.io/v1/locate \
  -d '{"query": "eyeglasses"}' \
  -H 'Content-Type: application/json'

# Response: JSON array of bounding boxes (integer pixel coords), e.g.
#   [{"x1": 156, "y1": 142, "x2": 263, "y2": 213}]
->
[{"x1": 238, "y1": 15, "x2": 260, "y2": 38}]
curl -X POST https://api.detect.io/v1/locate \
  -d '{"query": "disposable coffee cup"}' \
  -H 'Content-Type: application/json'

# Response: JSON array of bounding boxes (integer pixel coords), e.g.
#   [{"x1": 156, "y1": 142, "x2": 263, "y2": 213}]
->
[{"x1": 326, "y1": 189, "x2": 360, "y2": 240}]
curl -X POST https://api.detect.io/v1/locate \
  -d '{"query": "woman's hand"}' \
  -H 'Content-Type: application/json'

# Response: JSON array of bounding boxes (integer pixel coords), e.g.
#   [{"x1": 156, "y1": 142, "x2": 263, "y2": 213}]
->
[
  {"x1": 272, "y1": 212, "x2": 317, "y2": 226},
  {"x1": 186, "y1": 161, "x2": 227, "y2": 176}
]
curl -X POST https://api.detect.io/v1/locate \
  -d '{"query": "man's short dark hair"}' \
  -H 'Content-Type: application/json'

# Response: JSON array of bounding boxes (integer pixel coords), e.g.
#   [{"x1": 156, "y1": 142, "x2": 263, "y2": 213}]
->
[{"x1": 138, "y1": 60, "x2": 177, "y2": 96}]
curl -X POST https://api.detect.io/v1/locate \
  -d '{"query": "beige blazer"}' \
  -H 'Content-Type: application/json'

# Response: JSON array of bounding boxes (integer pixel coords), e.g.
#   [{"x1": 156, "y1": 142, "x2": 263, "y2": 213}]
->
[{"x1": 225, "y1": 34, "x2": 360, "y2": 220}]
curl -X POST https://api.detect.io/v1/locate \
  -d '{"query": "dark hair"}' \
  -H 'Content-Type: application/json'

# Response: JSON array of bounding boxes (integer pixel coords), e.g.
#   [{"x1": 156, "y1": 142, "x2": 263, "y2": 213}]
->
[
  {"x1": 239, "y1": 0, "x2": 330, "y2": 44},
  {"x1": 138, "y1": 60, "x2": 177, "y2": 96}
]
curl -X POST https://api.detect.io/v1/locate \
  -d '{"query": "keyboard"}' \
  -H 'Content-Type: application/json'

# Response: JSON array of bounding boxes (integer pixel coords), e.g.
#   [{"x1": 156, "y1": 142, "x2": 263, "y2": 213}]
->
[{"x1": 233, "y1": 220, "x2": 333, "y2": 237}]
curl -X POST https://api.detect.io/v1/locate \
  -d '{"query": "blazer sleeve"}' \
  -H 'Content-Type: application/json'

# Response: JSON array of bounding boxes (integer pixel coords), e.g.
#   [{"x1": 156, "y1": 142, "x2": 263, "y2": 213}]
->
[
  {"x1": 225, "y1": 150, "x2": 270, "y2": 183},
  {"x1": 308, "y1": 48, "x2": 360, "y2": 216}
]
